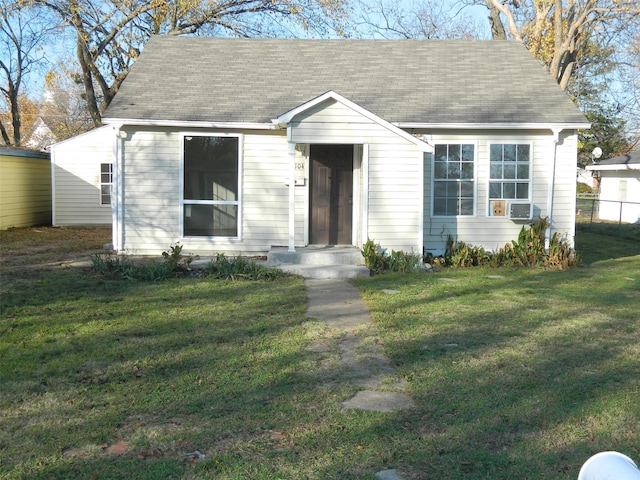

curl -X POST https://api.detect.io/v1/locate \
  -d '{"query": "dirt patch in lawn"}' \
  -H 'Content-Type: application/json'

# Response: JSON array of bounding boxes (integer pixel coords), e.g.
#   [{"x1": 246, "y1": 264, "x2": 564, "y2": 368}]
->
[{"x1": 0, "y1": 226, "x2": 111, "y2": 279}]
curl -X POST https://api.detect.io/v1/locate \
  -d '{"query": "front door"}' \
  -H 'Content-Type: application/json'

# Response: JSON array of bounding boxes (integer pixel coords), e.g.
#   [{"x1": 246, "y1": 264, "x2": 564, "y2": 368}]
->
[{"x1": 309, "y1": 144, "x2": 353, "y2": 245}]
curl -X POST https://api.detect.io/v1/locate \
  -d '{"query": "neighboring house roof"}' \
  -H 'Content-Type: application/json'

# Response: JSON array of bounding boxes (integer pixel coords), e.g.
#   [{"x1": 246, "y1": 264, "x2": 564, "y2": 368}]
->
[
  {"x1": 0, "y1": 146, "x2": 49, "y2": 159},
  {"x1": 103, "y1": 36, "x2": 588, "y2": 128},
  {"x1": 586, "y1": 150, "x2": 640, "y2": 171},
  {"x1": 24, "y1": 118, "x2": 56, "y2": 151}
]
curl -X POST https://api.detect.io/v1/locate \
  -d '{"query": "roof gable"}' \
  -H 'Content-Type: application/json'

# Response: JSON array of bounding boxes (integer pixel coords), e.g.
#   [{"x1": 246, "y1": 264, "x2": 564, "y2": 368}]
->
[
  {"x1": 104, "y1": 36, "x2": 588, "y2": 128},
  {"x1": 276, "y1": 91, "x2": 432, "y2": 151}
]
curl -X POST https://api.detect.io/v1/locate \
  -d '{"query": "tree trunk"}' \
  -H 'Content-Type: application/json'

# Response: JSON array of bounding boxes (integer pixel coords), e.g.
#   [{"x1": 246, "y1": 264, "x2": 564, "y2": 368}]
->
[
  {"x1": 0, "y1": 120, "x2": 11, "y2": 146},
  {"x1": 8, "y1": 82, "x2": 21, "y2": 146},
  {"x1": 485, "y1": 0, "x2": 507, "y2": 40},
  {"x1": 76, "y1": 36, "x2": 102, "y2": 127}
]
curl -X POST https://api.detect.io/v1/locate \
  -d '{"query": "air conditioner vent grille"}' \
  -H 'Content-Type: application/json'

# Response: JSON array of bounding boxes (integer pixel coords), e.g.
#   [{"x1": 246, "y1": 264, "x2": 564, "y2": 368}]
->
[{"x1": 509, "y1": 202, "x2": 533, "y2": 220}]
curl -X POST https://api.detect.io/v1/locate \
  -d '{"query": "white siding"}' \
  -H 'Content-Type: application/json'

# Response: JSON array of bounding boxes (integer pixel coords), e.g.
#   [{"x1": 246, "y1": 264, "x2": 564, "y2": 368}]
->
[
  {"x1": 291, "y1": 100, "x2": 423, "y2": 253},
  {"x1": 115, "y1": 104, "x2": 580, "y2": 256},
  {"x1": 118, "y1": 99, "x2": 425, "y2": 255},
  {"x1": 51, "y1": 126, "x2": 114, "y2": 226},
  {"x1": 119, "y1": 128, "x2": 297, "y2": 255},
  {"x1": 598, "y1": 170, "x2": 640, "y2": 224},
  {"x1": 421, "y1": 129, "x2": 579, "y2": 253}
]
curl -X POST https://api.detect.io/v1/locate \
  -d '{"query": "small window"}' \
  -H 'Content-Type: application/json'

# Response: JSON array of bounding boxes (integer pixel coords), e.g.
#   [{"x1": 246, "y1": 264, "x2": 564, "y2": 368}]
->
[
  {"x1": 489, "y1": 143, "x2": 531, "y2": 214},
  {"x1": 182, "y1": 135, "x2": 240, "y2": 237},
  {"x1": 100, "y1": 163, "x2": 113, "y2": 206},
  {"x1": 432, "y1": 143, "x2": 475, "y2": 216}
]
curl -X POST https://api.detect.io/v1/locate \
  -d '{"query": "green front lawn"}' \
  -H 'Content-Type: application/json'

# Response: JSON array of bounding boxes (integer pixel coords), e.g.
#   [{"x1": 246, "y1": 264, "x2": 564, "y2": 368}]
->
[{"x1": 0, "y1": 227, "x2": 638, "y2": 479}]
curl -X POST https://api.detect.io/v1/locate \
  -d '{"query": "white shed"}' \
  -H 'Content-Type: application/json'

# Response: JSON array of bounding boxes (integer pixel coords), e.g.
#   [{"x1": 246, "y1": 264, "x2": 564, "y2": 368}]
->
[
  {"x1": 586, "y1": 150, "x2": 640, "y2": 224},
  {"x1": 51, "y1": 126, "x2": 114, "y2": 226}
]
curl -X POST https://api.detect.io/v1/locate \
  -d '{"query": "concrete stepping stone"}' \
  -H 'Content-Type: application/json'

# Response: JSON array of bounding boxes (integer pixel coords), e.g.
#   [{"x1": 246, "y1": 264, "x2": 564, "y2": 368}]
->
[
  {"x1": 341, "y1": 390, "x2": 414, "y2": 412},
  {"x1": 375, "y1": 469, "x2": 406, "y2": 480},
  {"x1": 306, "y1": 279, "x2": 372, "y2": 330}
]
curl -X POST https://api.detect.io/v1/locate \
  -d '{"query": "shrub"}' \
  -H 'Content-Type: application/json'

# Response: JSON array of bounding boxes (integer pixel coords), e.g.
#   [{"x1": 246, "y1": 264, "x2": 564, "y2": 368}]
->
[
  {"x1": 445, "y1": 236, "x2": 490, "y2": 267},
  {"x1": 361, "y1": 238, "x2": 423, "y2": 274},
  {"x1": 577, "y1": 182, "x2": 594, "y2": 194},
  {"x1": 361, "y1": 238, "x2": 388, "y2": 274},
  {"x1": 202, "y1": 253, "x2": 284, "y2": 281},
  {"x1": 92, "y1": 243, "x2": 195, "y2": 281},
  {"x1": 444, "y1": 217, "x2": 579, "y2": 270}
]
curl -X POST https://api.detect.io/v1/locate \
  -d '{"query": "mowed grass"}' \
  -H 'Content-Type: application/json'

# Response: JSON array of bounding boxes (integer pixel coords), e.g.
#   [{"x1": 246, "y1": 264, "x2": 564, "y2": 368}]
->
[{"x1": 1, "y1": 226, "x2": 639, "y2": 479}]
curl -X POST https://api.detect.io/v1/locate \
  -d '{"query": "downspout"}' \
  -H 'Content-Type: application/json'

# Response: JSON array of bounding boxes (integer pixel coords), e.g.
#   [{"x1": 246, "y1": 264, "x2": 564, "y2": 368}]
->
[
  {"x1": 546, "y1": 128, "x2": 562, "y2": 250},
  {"x1": 112, "y1": 126, "x2": 124, "y2": 252},
  {"x1": 287, "y1": 134, "x2": 296, "y2": 252}
]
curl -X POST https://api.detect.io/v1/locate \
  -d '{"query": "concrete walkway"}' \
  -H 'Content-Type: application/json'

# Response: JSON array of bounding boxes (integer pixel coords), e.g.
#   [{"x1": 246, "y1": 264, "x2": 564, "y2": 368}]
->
[
  {"x1": 305, "y1": 279, "x2": 414, "y2": 412},
  {"x1": 306, "y1": 279, "x2": 413, "y2": 480}
]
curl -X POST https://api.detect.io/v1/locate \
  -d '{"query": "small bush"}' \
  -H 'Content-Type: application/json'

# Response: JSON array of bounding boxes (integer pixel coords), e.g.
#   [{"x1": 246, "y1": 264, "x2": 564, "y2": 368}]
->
[
  {"x1": 577, "y1": 182, "x2": 594, "y2": 194},
  {"x1": 92, "y1": 243, "x2": 195, "y2": 281},
  {"x1": 445, "y1": 236, "x2": 490, "y2": 267},
  {"x1": 444, "y1": 217, "x2": 579, "y2": 270},
  {"x1": 202, "y1": 253, "x2": 284, "y2": 281},
  {"x1": 361, "y1": 238, "x2": 388, "y2": 274},
  {"x1": 361, "y1": 238, "x2": 423, "y2": 274}
]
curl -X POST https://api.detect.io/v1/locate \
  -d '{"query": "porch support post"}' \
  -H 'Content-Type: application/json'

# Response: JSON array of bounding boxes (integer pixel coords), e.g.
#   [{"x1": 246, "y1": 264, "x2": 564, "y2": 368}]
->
[{"x1": 288, "y1": 141, "x2": 296, "y2": 252}]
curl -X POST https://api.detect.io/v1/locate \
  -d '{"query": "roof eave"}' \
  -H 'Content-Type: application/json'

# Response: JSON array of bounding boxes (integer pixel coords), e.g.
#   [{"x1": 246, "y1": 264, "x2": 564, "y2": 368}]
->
[
  {"x1": 102, "y1": 118, "x2": 278, "y2": 130},
  {"x1": 395, "y1": 122, "x2": 591, "y2": 130},
  {"x1": 586, "y1": 163, "x2": 640, "y2": 171}
]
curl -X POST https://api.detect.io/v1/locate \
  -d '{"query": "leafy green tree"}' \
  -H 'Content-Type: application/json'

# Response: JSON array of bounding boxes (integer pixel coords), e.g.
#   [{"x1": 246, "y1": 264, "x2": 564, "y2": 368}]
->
[{"x1": 578, "y1": 109, "x2": 629, "y2": 167}]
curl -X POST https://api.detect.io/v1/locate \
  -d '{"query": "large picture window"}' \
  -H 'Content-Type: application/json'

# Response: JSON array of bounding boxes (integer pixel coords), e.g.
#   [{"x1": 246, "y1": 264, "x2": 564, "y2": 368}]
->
[
  {"x1": 432, "y1": 143, "x2": 475, "y2": 216},
  {"x1": 182, "y1": 135, "x2": 240, "y2": 237},
  {"x1": 489, "y1": 143, "x2": 531, "y2": 206}
]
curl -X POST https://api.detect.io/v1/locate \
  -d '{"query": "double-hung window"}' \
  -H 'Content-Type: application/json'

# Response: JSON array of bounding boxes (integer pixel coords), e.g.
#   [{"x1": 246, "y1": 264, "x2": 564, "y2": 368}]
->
[
  {"x1": 182, "y1": 134, "x2": 241, "y2": 237},
  {"x1": 488, "y1": 143, "x2": 531, "y2": 214},
  {"x1": 100, "y1": 163, "x2": 113, "y2": 206},
  {"x1": 432, "y1": 143, "x2": 475, "y2": 216}
]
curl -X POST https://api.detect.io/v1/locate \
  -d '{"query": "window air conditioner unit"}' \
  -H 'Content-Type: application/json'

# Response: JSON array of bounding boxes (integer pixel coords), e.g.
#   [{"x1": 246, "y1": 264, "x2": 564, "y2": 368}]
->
[{"x1": 508, "y1": 202, "x2": 533, "y2": 220}]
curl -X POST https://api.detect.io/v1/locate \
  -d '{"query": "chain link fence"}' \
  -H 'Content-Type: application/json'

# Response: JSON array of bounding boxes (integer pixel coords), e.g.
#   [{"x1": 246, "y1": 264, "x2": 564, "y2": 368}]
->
[{"x1": 576, "y1": 194, "x2": 640, "y2": 239}]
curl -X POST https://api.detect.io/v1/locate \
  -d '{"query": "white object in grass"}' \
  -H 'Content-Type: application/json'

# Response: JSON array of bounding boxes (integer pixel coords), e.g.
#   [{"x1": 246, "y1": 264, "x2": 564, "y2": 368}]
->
[{"x1": 578, "y1": 451, "x2": 640, "y2": 480}]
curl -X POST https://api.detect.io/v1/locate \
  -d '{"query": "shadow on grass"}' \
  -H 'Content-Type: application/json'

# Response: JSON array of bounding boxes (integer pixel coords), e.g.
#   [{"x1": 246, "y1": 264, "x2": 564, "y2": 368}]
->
[
  {"x1": 353, "y1": 257, "x2": 639, "y2": 478},
  {"x1": 575, "y1": 223, "x2": 640, "y2": 264},
  {"x1": 2, "y1": 248, "x2": 639, "y2": 479}
]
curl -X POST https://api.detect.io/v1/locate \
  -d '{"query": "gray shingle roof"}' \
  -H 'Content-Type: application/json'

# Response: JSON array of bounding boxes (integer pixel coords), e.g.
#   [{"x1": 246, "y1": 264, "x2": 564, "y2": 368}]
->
[
  {"x1": 104, "y1": 36, "x2": 588, "y2": 126},
  {"x1": 593, "y1": 150, "x2": 640, "y2": 167}
]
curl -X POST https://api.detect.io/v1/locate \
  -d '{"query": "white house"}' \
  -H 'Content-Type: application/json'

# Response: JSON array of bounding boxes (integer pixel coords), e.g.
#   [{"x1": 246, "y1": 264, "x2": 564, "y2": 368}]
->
[
  {"x1": 586, "y1": 150, "x2": 640, "y2": 224},
  {"x1": 100, "y1": 37, "x2": 589, "y2": 257},
  {"x1": 51, "y1": 126, "x2": 114, "y2": 226}
]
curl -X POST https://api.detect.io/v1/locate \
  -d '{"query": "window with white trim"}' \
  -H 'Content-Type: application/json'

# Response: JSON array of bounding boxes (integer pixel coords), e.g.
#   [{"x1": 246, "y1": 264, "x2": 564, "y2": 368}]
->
[
  {"x1": 432, "y1": 143, "x2": 475, "y2": 216},
  {"x1": 182, "y1": 135, "x2": 240, "y2": 237},
  {"x1": 100, "y1": 163, "x2": 113, "y2": 206},
  {"x1": 488, "y1": 143, "x2": 531, "y2": 215}
]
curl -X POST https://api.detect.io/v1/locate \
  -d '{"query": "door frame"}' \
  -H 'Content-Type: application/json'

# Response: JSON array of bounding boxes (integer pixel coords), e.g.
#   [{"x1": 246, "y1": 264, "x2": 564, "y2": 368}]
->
[{"x1": 303, "y1": 143, "x2": 363, "y2": 247}]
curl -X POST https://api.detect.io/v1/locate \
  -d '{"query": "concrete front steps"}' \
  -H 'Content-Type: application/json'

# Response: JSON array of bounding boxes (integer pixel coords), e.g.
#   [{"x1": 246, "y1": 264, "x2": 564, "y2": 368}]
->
[{"x1": 266, "y1": 246, "x2": 370, "y2": 279}]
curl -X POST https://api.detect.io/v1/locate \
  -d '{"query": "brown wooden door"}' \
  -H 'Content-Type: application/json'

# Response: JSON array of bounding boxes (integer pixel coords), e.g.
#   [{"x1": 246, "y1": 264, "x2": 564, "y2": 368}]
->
[{"x1": 310, "y1": 145, "x2": 353, "y2": 245}]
